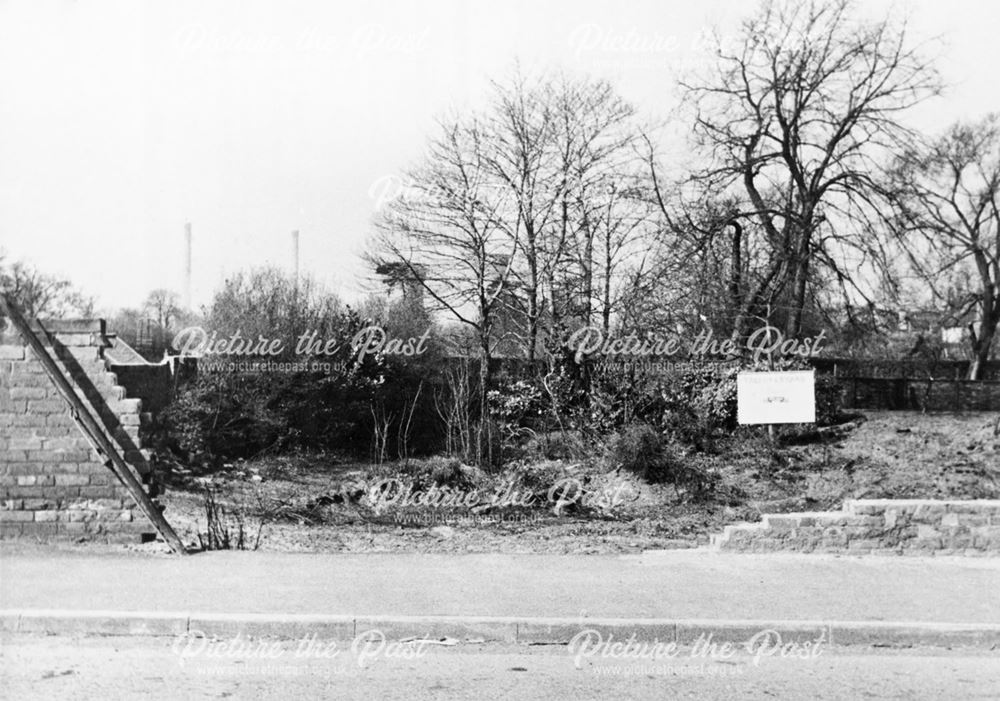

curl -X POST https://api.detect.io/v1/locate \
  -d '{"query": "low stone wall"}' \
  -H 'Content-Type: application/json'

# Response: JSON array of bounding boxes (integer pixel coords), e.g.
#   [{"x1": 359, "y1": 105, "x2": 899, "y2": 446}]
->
[
  {"x1": 713, "y1": 499, "x2": 1000, "y2": 555},
  {"x1": 0, "y1": 320, "x2": 159, "y2": 542}
]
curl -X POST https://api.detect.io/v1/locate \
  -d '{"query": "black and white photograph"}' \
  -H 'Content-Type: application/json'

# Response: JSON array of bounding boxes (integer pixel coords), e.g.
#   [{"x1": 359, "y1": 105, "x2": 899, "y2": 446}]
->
[{"x1": 1, "y1": 0, "x2": 999, "y2": 698}]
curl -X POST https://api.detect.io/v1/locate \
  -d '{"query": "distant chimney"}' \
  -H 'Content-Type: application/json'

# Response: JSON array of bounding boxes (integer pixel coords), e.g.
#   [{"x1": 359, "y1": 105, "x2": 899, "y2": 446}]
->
[
  {"x1": 291, "y1": 230, "x2": 300, "y2": 280},
  {"x1": 184, "y1": 222, "x2": 192, "y2": 310}
]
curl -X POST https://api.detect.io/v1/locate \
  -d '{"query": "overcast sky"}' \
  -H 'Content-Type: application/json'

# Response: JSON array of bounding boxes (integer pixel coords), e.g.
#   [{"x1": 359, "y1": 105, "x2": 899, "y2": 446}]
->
[{"x1": 0, "y1": 0, "x2": 996, "y2": 313}]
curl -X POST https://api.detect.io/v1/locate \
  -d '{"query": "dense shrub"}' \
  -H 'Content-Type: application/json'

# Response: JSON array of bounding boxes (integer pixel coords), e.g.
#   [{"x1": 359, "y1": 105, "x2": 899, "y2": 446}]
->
[
  {"x1": 158, "y1": 265, "x2": 451, "y2": 468},
  {"x1": 160, "y1": 356, "x2": 442, "y2": 466},
  {"x1": 488, "y1": 378, "x2": 546, "y2": 428},
  {"x1": 510, "y1": 459, "x2": 574, "y2": 499},
  {"x1": 607, "y1": 424, "x2": 717, "y2": 497},
  {"x1": 523, "y1": 431, "x2": 588, "y2": 461},
  {"x1": 162, "y1": 371, "x2": 365, "y2": 463},
  {"x1": 607, "y1": 424, "x2": 680, "y2": 484},
  {"x1": 814, "y1": 373, "x2": 845, "y2": 425}
]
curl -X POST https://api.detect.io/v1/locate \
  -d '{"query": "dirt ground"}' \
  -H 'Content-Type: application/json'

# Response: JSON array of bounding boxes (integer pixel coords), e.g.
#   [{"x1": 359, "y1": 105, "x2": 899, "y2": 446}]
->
[{"x1": 131, "y1": 411, "x2": 1000, "y2": 555}]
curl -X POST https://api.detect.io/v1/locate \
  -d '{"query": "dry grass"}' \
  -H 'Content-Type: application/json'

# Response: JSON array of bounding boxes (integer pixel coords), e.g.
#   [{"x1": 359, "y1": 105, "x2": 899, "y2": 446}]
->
[{"x1": 158, "y1": 411, "x2": 1000, "y2": 554}]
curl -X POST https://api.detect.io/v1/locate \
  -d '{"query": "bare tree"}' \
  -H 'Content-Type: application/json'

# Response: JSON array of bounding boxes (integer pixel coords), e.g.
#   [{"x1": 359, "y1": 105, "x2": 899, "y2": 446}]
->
[
  {"x1": 371, "y1": 115, "x2": 518, "y2": 463},
  {"x1": 483, "y1": 70, "x2": 559, "y2": 361},
  {"x1": 143, "y1": 289, "x2": 183, "y2": 331},
  {"x1": 891, "y1": 115, "x2": 1000, "y2": 379},
  {"x1": 550, "y1": 76, "x2": 654, "y2": 335},
  {"x1": 0, "y1": 257, "x2": 94, "y2": 320},
  {"x1": 481, "y1": 70, "x2": 653, "y2": 353},
  {"x1": 673, "y1": 0, "x2": 940, "y2": 340}
]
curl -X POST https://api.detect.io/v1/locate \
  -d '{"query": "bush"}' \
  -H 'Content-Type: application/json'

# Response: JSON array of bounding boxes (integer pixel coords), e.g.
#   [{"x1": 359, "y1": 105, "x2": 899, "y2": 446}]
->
[
  {"x1": 488, "y1": 378, "x2": 546, "y2": 428},
  {"x1": 608, "y1": 424, "x2": 679, "y2": 484},
  {"x1": 510, "y1": 459, "x2": 574, "y2": 500},
  {"x1": 523, "y1": 431, "x2": 588, "y2": 461},
  {"x1": 814, "y1": 373, "x2": 845, "y2": 425},
  {"x1": 607, "y1": 424, "x2": 717, "y2": 498},
  {"x1": 393, "y1": 455, "x2": 478, "y2": 490},
  {"x1": 160, "y1": 361, "x2": 440, "y2": 467},
  {"x1": 159, "y1": 265, "x2": 450, "y2": 468}
]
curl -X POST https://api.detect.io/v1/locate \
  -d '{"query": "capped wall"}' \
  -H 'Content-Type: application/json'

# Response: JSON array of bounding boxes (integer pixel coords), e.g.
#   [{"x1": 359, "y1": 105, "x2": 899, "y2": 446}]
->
[{"x1": 0, "y1": 319, "x2": 159, "y2": 543}]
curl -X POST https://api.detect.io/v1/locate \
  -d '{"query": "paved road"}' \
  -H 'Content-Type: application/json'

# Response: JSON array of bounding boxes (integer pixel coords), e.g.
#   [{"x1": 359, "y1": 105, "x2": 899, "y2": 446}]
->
[
  {"x1": 2, "y1": 634, "x2": 999, "y2": 700},
  {"x1": 3, "y1": 549, "x2": 999, "y2": 622}
]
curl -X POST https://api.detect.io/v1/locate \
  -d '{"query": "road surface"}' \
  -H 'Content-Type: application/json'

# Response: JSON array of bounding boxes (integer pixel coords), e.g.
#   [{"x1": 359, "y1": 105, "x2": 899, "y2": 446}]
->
[{"x1": 2, "y1": 634, "x2": 999, "y2": 700}]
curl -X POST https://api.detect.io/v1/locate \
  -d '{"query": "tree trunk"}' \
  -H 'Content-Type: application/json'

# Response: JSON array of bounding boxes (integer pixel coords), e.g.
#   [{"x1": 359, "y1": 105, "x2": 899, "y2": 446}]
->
[
  {"x1": 968, "y1": 315, "x2": 997, "y2": 380},
  {"x1": 478, "y1": 326, "x2": 493, "y2": 467},
  {"x1": 786, "y1": 219, "x2": 813, "y2": 338},
  {"x1": 525, "y1": 224, "x2": 539, "y2": 364}
]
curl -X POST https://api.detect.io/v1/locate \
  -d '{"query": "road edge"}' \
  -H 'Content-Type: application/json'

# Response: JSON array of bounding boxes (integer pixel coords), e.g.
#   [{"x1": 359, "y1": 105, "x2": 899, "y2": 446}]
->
[{"x1": 3, "y1": 610, "x2": 999, "y2": 648}]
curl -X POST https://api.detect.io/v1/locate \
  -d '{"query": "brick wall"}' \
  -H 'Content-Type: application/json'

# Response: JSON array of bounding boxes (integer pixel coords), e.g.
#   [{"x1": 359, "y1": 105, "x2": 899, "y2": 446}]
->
[
  {"x1": 0, "y1": 319, "x2": 159, "y2": 543},
  {"x1": 713, "y1": 499, "x2": 1000, "y2": 555}
]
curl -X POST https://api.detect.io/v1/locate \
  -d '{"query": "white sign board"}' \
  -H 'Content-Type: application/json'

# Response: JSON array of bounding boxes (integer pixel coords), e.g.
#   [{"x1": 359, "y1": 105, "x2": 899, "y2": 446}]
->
[{"x1": 737, "y1": 370, "x2": 816, "y2": 425}]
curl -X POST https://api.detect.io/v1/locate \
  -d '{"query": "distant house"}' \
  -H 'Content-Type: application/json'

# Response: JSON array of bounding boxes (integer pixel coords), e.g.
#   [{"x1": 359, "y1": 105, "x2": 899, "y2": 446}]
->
[{"x1": 936, "y1": 306, "x2": 980, "y2": 349}]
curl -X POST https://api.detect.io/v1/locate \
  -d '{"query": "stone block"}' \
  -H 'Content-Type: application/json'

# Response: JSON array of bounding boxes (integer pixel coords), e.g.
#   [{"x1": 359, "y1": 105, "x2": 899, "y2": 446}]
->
[
  {"x1": 79, "y1": 486, "x2": 122, "y2": 499},
  {"x1": 119, "y1": 413, "x2": 141, "y2": 426},
  {"x1": 8, "y1": 386, "x2": 46, "y2": 400},
  {"x1": 42, "y1": 462, "x2": 80, "y2": 474},
  {"x1": 0, "y1": 510, "x2": 34, "y2": 522},
  {"x1": 54, "y1": 474, "x2": 90, "y2": 487},
  {"x1": 52, "y1": 450, "x2": 91, "y2": 462},
  {"x1": 21, "y1": 498, "x2": 57, "y2": 510},
  {"x1": 0, "y1": 398, "x2": 26, "y2": 413},
  {"x1": 10, "y1": 414, "x2": 47, "y2": 427},
  {"x1": 944, "y1": 533, "x2": 975, "y2": 549},
  {"x1": 26, "y1": 399, "x2": 66, "y2": 414},
  {"x1": 58, "y1": 520, "x2": 90, "y2": 532},
  {"x1": 848, "y1": 502, "x2": 885, "y2": 515},
  {"x1": 43, "y1": 437, "x2": 90, "y2": 451},
  {"x1": 763, "y1": 515, "x2": 799, "y2": 530},
  {"x1": 20, "y1": 521, "x2": 59, "y2": 537},
  {"x1": 63, "y1": 510, "x2": 95, "y2": 522},
  {"x1": 8, "y1": 436, "x2": 43, "y2": 451},
  {"x1": 9, "y1": 362, "x2": 45, "y2": 376},
  {"x1": 8, "y1": 373, "x2": 52, "y2": 388},
  {"x1": 941, "y1": 513, "x2": 960, "y2": 528}
]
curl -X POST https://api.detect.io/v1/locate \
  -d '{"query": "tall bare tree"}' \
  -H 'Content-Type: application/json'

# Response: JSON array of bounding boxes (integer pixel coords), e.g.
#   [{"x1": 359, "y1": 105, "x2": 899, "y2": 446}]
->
[
  {"x1": 891, "y1": 115, "x2": 1000, "y2": 379},
  {"x1": 482, "y1": 71, "x2": 653, "y2": 353},
  {"x1": 673, "y1": 0, "x2": 940, "y2": 340},
  {"x1": 482, "y1": 70, "x2": 559, "y2": 361},
  {"x1": 550, "y1": 76, "x2": 654, "y2": 335},
  {"x1": 371, "y1": 115, "x2": 518, "y2": 462}
]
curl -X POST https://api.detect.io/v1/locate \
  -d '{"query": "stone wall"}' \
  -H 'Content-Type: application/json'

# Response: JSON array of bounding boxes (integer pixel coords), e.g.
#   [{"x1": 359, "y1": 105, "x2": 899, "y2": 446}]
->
[
  {"x1": 0, "y1": 320, "x2": 159, "y2": 542},
  {"x1": 713, "y1": 499, "x2": 1000, "y2": 555}
]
